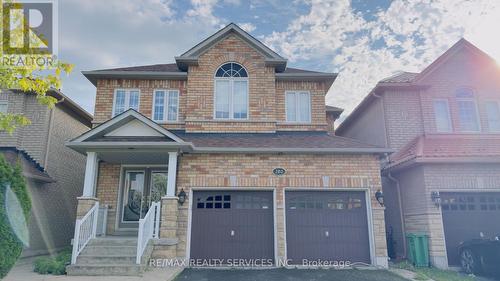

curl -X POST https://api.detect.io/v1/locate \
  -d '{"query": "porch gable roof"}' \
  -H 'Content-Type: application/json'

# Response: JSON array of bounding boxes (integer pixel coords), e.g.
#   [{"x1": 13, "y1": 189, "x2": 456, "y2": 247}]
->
[{"x1": 68, "y1": 109, "x2": 189, "y2": 145}]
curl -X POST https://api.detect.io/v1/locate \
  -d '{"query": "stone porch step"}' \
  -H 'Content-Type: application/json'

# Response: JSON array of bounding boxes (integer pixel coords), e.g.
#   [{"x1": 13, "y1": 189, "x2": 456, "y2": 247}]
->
[
  {"x1": 80, "y1": 244, "x2": 138, "y2": 256},
  {"x1": 88, "y1": 237, "x2": 137, "y2": 246},
  {"x1": 76, "y1": 254, "x2": 137, "y2": 265},
  {"x1": 66, "y1": 264, "x2": 144, "y2": 276}
]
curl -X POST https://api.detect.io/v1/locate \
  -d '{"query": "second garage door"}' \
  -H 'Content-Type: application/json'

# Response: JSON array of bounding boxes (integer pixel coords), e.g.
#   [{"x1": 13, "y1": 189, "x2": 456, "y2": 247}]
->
[
  {"x1": 285, "y1": 191, "x2": 371, "y2": 265},
  {"x1": 441, "y1": 192, "x2": 500, "y2": 265},
  {"x1": 190, "y1": 190, "x2": 274, "y2": 263}
]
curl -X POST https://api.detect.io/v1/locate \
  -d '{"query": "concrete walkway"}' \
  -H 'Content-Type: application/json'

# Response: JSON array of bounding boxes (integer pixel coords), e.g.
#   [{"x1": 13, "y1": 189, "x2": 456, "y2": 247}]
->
[{"x1": 4, "y1": 258, "x2": 183, "y2": 281}]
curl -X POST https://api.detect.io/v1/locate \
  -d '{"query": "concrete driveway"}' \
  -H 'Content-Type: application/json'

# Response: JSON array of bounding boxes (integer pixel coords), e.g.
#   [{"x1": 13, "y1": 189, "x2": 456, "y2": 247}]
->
[{"x1": 173, "y1": 268, "x2": 409, "y2": 281}]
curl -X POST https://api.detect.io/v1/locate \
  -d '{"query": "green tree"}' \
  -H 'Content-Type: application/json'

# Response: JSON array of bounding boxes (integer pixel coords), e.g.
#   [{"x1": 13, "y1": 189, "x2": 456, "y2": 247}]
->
[
  {"x1": 0, "y1": 0, "x2": 73, "y2": 134},
  {"x1": 0, "y1": 154, "x2": 31, "y2": 278}
]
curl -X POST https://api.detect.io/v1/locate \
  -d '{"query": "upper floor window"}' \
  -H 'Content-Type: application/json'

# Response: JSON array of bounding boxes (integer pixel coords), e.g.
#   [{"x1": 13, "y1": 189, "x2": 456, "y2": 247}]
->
[
  {"x1": 214, "y1": 62, "x2": 248, "y2": 119},
  {"x1": 0, "y1": 100, "x2": 7, "y2": 114},
  {"x1": 433, "y1": 99, "x2": 452, "y2": 132},
  {"x1": 485, "y1": 101, "x2": 500, "y2": 132},
  {"x1": 113, "y1": 89, "x2": 140, "y2": 116},
  {"x1": 153, "y1": 89, "x2": 179, "y2": 122},
  {"x1": 457, "y1": 99, "x2": 480, "y2": 132},
  {"x1": 286, "y1": 91, "x2": 311, "y2": 123}
]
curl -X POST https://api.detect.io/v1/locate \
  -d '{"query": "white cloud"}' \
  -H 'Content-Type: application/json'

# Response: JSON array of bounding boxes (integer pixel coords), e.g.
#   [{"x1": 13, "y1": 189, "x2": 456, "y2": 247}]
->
[
  {"x1": 60, "y1": 0, "x2": 224, "y2": 113},
  {"x1": 186, "y1": 0, "x2": 221, "y2": 27},
  {"x1": 238, "y1": 22, "x2": 256, "y2": 33},
  {"x1": 264, "y1": 0, "x2": 500, "y2": 118}
]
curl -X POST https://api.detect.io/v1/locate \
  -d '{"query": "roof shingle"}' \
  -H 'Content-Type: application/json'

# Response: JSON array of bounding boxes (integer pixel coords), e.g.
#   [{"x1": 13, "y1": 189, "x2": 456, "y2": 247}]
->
[
  {"x1": 387, "y1": 134, "x2": 500, "y2": 169},
  {"x1": 172, "y1": 130, "x2": 383, "y2": 150}
]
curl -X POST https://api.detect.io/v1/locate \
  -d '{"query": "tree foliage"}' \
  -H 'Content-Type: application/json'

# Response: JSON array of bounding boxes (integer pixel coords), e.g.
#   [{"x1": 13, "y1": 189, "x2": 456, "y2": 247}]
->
[
  {"x1": 0, "y1": 154, "x2": 31, "y2": 278},
  {"x1": 0, "y1": 0, "x2": 74, "y2": 134}
]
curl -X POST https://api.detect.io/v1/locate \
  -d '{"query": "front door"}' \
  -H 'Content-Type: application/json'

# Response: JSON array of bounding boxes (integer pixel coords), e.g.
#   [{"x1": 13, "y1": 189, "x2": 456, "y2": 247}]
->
[{"x1": 119, "y1": 168, "x2": 167, "y2": 229}]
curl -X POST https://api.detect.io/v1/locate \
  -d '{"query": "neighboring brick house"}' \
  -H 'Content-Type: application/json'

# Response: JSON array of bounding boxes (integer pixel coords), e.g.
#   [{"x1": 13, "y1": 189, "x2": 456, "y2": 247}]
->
[
  {"x1": 336, "y1": 39, "x2": 500, "y2": 269},
  {"x1": 0, "y1": 89, "x2": 92, "y2": 257},
  {"x1": 66, "y1": 23, "x2": 391, "y2": 275}
]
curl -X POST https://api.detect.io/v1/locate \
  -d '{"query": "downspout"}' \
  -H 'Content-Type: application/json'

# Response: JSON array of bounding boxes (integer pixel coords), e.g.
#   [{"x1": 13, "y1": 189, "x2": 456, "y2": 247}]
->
[{"x1": 387, "y1": 172, "x2": 407, "y2": 258}]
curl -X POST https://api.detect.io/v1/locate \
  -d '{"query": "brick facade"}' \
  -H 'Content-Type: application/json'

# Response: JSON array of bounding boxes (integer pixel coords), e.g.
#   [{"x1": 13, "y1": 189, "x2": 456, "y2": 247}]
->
[
  {"x1": 94, "y1": 153, "x2": 388, "y2": 265},
  {"x1": 337, "y1": 40, "x2": 500, "y2": 269},
  {"x1": 0, "y1": 91, "x2": 90, "y2": 257},
  {"x1": 78, "y1": 25, "x2": 389, "y2": 268},
  {"x1": 91, "y1": 35, "x2": 331, "y2": 133}
]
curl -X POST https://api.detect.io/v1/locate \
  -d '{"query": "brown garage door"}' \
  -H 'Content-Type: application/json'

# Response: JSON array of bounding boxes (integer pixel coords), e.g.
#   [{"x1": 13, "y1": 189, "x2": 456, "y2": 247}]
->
[
  {"x1": 441, "y1": 192, "x2": 500, "y2": 265},
  {"x1": 285, "y1": 191, "x2": 371, "y2": 265},
  {"x1": 190, "y1": 191, "x2": 274, "y2": 263}
]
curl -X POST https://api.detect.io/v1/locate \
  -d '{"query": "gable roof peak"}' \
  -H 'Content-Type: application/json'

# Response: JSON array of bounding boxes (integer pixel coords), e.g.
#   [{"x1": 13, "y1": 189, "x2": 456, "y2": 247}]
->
[
  {"x1": 175, "y1": 23, "x2": 287, "y2": 72},
  {"x1": 414, "y1": 37, "x2": 496, "y2": 83}
]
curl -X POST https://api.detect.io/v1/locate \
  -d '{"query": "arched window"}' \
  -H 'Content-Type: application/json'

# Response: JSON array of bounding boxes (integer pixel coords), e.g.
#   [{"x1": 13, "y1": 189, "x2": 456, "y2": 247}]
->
[{"x1": 214, "y1": 62, "x2": 248, "y2": 119}]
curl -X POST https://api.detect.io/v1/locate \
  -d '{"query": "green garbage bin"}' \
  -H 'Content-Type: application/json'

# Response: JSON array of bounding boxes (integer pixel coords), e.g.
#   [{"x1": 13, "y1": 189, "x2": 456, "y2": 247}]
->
[{"x1": 406, "y1": 233, "x2": 429, "y2": 267}]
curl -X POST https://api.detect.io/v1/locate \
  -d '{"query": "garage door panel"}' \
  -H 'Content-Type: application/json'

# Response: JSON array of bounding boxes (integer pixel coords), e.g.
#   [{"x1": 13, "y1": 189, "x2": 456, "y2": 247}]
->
[
  {"x1": 286, "y1": 191, "x2": 371, "y2": 265},
  {"x1": 441, "y1": 192, "x2": 500, "y2": 265},
  {"x1": 191, "y1": 191, "x2": 274, "y2": 263}
]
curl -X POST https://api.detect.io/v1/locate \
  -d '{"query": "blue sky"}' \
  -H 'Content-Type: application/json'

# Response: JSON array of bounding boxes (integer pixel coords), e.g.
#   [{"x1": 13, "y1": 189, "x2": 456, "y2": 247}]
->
[{"x1": 58, "y1": 0, "x2": 500, "y2": 118}]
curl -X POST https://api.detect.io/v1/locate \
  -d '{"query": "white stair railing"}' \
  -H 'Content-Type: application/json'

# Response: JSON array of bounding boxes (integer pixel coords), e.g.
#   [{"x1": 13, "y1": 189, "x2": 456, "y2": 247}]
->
[
  {"x1": 71, "y1": 202, "x2": 99, "y2": 264},
  {"x1": 136, "y1": 201, "x2": 161, "y2": 264}
]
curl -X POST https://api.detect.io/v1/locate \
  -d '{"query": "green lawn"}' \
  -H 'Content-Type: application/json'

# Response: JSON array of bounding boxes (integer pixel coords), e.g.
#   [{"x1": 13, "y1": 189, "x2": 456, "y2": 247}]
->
[
  {"x1": 175, "y1": 268, "x2": 408, "y2": 281},
  {"x1": 394, "y1": 261, "x2": 476, "y2": 281}
]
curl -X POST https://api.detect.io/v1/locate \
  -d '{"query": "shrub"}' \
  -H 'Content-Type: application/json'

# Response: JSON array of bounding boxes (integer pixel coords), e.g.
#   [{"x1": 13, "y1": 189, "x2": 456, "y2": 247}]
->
[
  {"x1": 33, "y1": 248, "x2": 72, "y2": 275},
  {"x1": 0, "y1": 154, "x2": 31, "y2": 278}
]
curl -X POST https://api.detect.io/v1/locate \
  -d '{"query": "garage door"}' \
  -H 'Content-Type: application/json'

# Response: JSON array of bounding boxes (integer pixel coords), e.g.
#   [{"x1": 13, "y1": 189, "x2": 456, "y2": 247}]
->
[
  {"x1": 285, "y1": 191, "x2": 371, "y2": 265},
  {"x1": 190, "y1": 191, "x2": 274, "y2": 263},
  {"x1": 441, "y1": 192, "x2": 500, "y2": 265}
]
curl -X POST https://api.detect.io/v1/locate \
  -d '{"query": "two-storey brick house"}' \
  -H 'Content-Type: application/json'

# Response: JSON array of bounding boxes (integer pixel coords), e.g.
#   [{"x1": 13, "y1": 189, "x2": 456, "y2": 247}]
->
[
  {"x1": 337, "y1": 39, "x2": 500, "y2": 269},
  {"x1": 66, "y1": 24, "x2": 390, "y2": 275},
  {"x1": 0, "y1": 89, "x2": 92, "y2": 257}
]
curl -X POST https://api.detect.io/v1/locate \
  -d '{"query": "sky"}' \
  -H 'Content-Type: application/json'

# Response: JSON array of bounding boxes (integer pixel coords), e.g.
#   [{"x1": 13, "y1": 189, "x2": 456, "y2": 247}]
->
[{"x1": 57, "y1": 0, "x2": 500, "y2": 120}]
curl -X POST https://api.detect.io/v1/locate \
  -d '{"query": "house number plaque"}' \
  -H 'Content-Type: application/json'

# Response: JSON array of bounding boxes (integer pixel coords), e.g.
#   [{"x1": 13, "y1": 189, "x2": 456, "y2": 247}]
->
[{"x1": 273, "y1": 168, "x2": 286, "y2": 176}]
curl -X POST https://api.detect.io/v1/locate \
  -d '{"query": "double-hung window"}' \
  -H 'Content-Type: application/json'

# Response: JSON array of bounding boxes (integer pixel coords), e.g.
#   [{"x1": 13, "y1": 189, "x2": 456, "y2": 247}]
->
[
  {"x1": 0, "y1": 100, "x2": 7, "y2": 114},
  {"x1": 113, "y1": 89, "x2": 140, "y2": 116},
  {"x1": 286, "y1": 91, "x2": 311, "y2": 123},
  {"x1": 485, "y1": 101, "x2": 500, "y2": 132},
  {"x1": 214, "y1": 62, "x2": 248, "y2": 119},
  {"x1": 457, "y1": 99, "x2": 480, "y2": 132},
  {"x1": 433, "y1": 99, "x2": 452, "y2": 132},
  {"x1": 153, "y1": 90, "x2": 179, "y2": 122}
]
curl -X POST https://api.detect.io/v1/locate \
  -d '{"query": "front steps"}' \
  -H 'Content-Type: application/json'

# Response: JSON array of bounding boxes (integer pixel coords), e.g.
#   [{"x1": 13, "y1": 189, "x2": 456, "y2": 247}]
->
[{"x1": 67, "y1": 236, "x2": 153, "y2": 276}]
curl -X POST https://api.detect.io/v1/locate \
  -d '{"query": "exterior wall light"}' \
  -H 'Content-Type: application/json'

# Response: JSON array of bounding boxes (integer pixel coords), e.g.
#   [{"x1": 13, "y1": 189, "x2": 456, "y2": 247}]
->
[
  {"x1": 375, "y1": 190, "x2": 384, "y2": 207},
  {"x1": 431, "y1": 191, "x2": 441, "y2": 207},
  {"x1": 177, "y1": 189, "x2": 187, "y2": 205}
]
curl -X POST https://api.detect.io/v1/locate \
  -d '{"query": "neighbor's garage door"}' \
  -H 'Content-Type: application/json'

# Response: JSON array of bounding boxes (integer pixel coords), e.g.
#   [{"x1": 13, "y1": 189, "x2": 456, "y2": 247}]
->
[
  {"x1": 190, "y1": 191, "x2": 274, "y2": 263},
  {"x1": 285, "y1": 191, "x2": 371, "y2": 264},
  {"x1": 441, "y1": 192, "x2": 500, "y2": 265}
]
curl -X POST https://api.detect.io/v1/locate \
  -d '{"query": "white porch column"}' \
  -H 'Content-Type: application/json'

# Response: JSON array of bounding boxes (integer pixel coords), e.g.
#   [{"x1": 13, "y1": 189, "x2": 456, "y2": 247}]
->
[
  {"x1": 166, "y1": 152, "x2": 178, "y2": 197},
  {"x1": 82, "y1": 151, "x2": 98, "y2": 197}
]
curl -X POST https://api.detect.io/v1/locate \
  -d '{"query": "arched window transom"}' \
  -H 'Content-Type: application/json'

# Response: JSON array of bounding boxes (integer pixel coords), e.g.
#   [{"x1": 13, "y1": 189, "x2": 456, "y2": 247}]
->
[
  {"x1": 215, "y1": 62, "x2": 248, "y2": 78},
  {"x1": 214, "y1": 62, "x2": 248, "y2": 119}
]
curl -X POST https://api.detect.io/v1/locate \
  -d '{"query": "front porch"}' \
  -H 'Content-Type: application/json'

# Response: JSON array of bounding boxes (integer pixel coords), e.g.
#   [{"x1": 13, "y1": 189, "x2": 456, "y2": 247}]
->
[
  {"x1": 67, "y1": 149, "x2": 184, "y2": 275},
  {"x1": 65, "y1": 111, "x2": 192, "y2": 275}
]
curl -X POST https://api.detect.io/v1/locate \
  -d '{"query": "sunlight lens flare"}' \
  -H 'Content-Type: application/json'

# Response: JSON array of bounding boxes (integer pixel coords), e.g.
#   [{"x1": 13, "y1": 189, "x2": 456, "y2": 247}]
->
[{"x1": 5, "y1": 184, "x2": 30, "y2": 247}]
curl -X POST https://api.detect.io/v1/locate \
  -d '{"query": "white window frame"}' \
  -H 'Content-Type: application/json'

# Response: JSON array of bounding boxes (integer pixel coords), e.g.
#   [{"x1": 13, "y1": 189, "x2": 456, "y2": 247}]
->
[
  {"x1": 112, "y1": 89, "x2": 141, "y2": 117},
  {"x1": 485, "y1": 100, "x2": 500, "y2": 133},
  {"x1": 0, "y1": 100, "x2": 8, "y2": 114},
  {"x1": 152, "y1": 89, "x2": 179, "y2": 122},
  {"x1": 457, "y1": 98, "x2": 481, "y2": 133},
  {"x1": 285, "y1": 91, "x2": 312, "y2": 123},
  {"x1": 433, "y1": 99, "x2": 453, "y2": 133},
  {"x1": 213, "y1": 64, "x2": 249, "y2": 120}
]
